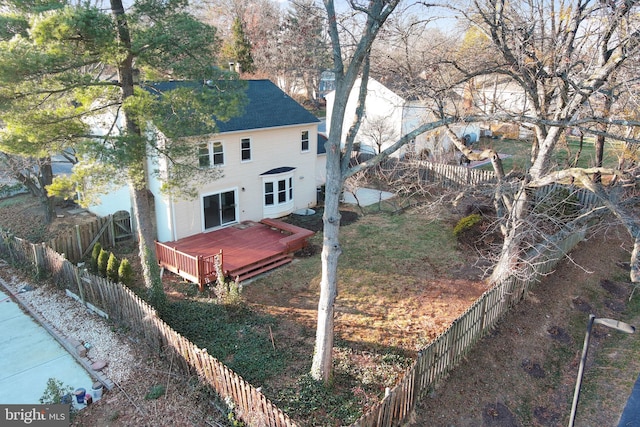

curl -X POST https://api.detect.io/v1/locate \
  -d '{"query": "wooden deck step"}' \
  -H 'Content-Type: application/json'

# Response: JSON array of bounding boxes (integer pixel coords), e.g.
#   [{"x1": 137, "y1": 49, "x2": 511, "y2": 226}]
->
[{"x1": 230, "y1": 253, "x2": 293, "y2": 282}]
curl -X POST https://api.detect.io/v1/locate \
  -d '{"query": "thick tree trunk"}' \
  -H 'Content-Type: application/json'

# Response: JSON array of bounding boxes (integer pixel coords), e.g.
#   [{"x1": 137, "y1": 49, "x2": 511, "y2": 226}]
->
[
  {"x1": 110, "y1": 0, "x2": 161, "y2": 294},
  {"x1": 310, "y1": 178, "x2": 341, "y2": 381},
  {"x1": 529, "y1": 127, "x2": 563, "y2": 180},
  {"x1": 130, "y1": 184, "x2": 160, "y2": 290},
  {"x1": 39, "y1": 160, "x2": 55, "y2": 223},
  {"x1": 311, "y1": 66, "x2": 348, "y2": 379},
  {"x1": 594, "y1": 134, "x2": 604, "y2": 183},
  {"x1": 11, "y1": 158, "x2": 55, "y2": 224},
  {"x1": 310, "y1": 0, "x2": 399, "y2": 384},
  {"x1": 594, "y1": 88, "x2": 612, "y2": 183},
  {"x1": 489, "y1": 183, "x2": 530, "y2": 285}
]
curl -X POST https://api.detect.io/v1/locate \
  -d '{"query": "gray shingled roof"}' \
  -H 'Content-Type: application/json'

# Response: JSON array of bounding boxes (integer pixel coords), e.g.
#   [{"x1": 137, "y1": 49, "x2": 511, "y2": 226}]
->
[{"x1": 146, "y1": 79, "x2": 319, "y2": 135}]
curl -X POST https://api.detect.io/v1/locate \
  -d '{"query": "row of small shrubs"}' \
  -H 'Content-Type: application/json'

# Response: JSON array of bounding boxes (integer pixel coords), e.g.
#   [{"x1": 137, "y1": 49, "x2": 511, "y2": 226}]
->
[{"x1": 90, "y1": 242, "x2": 134, "y2": 286}]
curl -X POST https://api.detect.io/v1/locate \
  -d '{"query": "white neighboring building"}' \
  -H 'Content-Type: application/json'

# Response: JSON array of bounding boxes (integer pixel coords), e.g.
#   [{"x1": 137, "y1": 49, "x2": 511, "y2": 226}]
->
[{"x1": 324, "y1": 77, "x2": 480, "y2": 161}]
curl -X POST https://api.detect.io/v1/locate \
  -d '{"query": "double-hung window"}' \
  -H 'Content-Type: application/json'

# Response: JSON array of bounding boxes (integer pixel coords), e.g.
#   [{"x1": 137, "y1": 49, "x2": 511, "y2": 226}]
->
[
  {"x1": 241, "y1": 138, "x2": 251, "y2": 162},
  {"x1": 198, "y1": 141, "x2": 224, "y2": 167},
  {"x1": 301, "y1": 130, "x2": 310, "y2": 152},
  {"x1": 261, "y1": 167, "x2": 295, "y2": 217}
]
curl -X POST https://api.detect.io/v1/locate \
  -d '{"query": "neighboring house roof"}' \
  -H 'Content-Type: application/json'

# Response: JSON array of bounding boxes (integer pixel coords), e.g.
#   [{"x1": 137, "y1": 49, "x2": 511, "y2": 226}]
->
[{"x1": 146, "y1": 79, "x2": 320, "y2": 135}]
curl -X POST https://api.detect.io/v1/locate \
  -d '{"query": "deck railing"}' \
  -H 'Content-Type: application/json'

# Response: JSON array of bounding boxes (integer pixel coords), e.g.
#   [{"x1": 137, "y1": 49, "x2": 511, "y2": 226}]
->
[
  {"x1": 155, "y1": 219, "x2": 313, "y2": 288},
  {"x1": 155, "y1": 241, "x2": 219, "y2": 287}
]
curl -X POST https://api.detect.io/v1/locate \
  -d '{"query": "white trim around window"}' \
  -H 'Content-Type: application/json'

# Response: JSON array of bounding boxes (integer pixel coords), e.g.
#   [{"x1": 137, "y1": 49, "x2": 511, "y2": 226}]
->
[
  {"x1": 240, "y1": 137, "x2": 252, "y2": 162},
  {"x1": 262, "y1": 171, "x2": 295, "y2": 218},
  {"x1": 198, "y1": 141, "x2": 225, "y2": 168},
  {"x1": 301, "y1": 130, "x2": 310, "y2": 152}
]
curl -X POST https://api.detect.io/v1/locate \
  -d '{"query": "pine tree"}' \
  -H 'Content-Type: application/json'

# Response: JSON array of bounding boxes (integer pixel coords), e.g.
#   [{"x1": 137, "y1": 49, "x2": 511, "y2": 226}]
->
[
  {"x1": 90, "y1": 243, "x2": 102, "y2": 273},
  {"x1": 222, "y1": 16, "x2": 255, "y2": 74},
  {"x1": 0, "y1": 0, "x2": 247, "y2": 295}
]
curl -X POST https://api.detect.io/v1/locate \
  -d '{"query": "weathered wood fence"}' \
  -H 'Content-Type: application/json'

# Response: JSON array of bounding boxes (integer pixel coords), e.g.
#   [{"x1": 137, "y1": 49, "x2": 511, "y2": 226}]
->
[
  {"x1": 0, "y1": 231, "x2": 297, "y2": 427},
  {"x1": 47, "y1": 211, "x2": 133, "y2": 263},
  {"x1": 412, "y1": 161, "x2": 607, "y2": 211},
  {"x1": 347, "y1": 163, "x2": 602, "y2": 427}
]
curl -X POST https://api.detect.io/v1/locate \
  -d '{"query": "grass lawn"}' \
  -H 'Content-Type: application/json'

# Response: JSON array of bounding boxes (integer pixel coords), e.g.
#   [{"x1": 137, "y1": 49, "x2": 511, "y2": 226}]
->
[
  {"x1": 474, "y1": 136, "x2": 623, "y2": 172},
  {"x1": 162, "y1": 205, "x2": 491, "y2": 425}
]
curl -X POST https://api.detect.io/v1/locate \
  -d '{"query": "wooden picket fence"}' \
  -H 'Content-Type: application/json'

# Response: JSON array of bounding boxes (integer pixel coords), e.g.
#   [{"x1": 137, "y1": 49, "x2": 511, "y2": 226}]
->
[
  {"x1": 412, "y1": 160, "x2": 497, "y2": 189},
  {"x1": 414, "y1": 162, "x2": 604, "y2": 213},
  {"x1": 0, "y1": 231, "x2": 297, "y2": 427},
  {"x1": 0, "y1": 218, "x2": 590, "y2": 427}
]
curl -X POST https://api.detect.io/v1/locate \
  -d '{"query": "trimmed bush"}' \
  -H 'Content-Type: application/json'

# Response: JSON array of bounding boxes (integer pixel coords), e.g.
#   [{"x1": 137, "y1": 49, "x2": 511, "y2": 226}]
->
[
  {"x1": 97, "y1": 249, "x2": 110, "y2": 276},
  {"x1": 91, "y1": 242, "x2": 102, "y2": 273},
  {"x1": 118, "y1": 258, "x2": 133, "y2": 286},
  {"x1": 453, "y1": 213, "x2": 482, "y2": 238},
  {"x1": 106, "y1": 252, "x2": 120, "y2": 282}
]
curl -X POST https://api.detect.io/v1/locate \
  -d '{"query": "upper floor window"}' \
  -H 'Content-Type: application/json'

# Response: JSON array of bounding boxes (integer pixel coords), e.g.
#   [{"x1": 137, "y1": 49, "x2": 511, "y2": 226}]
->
[
  {"x1": 198, "y1": 141, "x2": 224, "y2": 167},
  {"x1": 241, "y1": 138, "x2": 251, "y2": 162},
  {"x1": 301, "y1": 130, "x2": 310, "y2": 152}
]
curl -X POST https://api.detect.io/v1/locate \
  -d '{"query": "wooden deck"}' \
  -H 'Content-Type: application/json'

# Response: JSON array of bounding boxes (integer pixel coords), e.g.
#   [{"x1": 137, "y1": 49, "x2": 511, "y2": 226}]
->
[{"x1": 155, "y1": 219, "x2": 314, "y2": 289}]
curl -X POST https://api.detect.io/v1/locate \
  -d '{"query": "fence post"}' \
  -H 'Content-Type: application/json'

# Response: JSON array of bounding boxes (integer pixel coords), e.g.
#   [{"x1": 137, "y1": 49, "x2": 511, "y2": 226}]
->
[
  {"x1": 108, "y1": 215, "x2": 115, "y2": 247},
  {"x1": 74, "y1": 265, "x2": 86, "y2": 306},
  {"x1": 197, "y1": 255, "x2": 203, "y2": 292},
  {"x1": 75, "y1": 224, "x2": 83, "y2": 259},
  {"x1": 32, "y1": 243, "x2": 42, "y2": 278}
]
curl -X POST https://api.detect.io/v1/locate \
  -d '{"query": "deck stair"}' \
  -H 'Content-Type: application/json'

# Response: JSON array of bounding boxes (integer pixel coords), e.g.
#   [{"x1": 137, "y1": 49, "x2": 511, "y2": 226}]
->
[{"x1": 224, "y1": 252, "x2": 294, "y2": 282}]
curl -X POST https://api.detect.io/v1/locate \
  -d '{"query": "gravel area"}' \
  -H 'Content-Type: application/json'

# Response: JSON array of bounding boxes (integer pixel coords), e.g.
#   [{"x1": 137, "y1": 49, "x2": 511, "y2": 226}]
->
[{"x1": 0, "y1": 259, "x2": 136, "y2": 384}]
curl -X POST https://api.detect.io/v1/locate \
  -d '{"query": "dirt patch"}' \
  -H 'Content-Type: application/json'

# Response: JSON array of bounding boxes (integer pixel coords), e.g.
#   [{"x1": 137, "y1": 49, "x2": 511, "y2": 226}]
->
[
  {"x1": 482, "y1": 402, "x2": 519, "y2": 427},
  {"x1": 282, "y1": 207, "x2": 359, "y2": 232},
  {"x1": 0, "y1": 194, "x2": 98, "y2": 242}
]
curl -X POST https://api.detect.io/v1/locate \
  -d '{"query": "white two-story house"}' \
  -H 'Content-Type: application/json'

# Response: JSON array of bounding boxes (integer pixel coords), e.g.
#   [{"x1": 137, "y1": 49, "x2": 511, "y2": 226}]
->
[{"x1": 88, "y1": 79, "x2": 321, "y2": 243}]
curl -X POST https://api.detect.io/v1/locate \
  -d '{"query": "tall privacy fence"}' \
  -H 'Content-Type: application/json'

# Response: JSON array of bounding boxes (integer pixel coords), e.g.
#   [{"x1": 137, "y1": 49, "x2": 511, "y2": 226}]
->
[
  {"x1": 0, "y1": 232, "x2": 297, "y2": 427},
  {"x1": 47, "y1": 211, "x2": 133, "y2": 263},
  {"x1": 0, "y1": 161, "x2": 604, "y2": 427}
]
